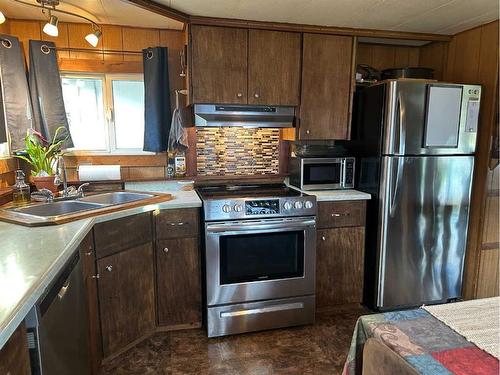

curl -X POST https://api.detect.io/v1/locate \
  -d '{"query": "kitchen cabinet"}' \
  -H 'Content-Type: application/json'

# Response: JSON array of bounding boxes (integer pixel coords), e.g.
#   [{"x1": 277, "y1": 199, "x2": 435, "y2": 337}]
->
[
  {"x1": 156, "y1": 238, "x2": 201, "y2": 327},
  {"x1": 97, "y1": 243, "x2": 155, "y2": 357},
  {"x1": 0, "y1": 323, "x2": 31, "y2": 375},
  {"x1": 155, "y1": 208, "x2": 201, "y2": 329},
  {"x1": 79, "y1": 232, "x2": 101, "y2": 374},
  {"x1": 300, "y1": 34, "x2": 355, "y2": 140},
  {"x1": 315, "y1": 201, "x2": 366, "y2": 307},
  {"x1": 190, "y1": 25, "x2": 248, "y2": 104},
  {"x1": 248, "y1": 29, "x2": 301, "y2": 105},
  {"x1": 190, "y1": 25, "x2": 301, "y2": 105}
]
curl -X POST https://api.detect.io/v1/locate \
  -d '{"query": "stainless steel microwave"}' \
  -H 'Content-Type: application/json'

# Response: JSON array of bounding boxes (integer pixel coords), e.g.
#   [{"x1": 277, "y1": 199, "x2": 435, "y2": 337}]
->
[{"x1": 289, "y1": 157, "x2": 355, "y2": 190}]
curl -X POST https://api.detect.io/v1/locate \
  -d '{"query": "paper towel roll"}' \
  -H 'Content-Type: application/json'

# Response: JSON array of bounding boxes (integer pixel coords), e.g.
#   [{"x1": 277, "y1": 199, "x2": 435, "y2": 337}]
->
[{"x1": 78, "y1": 165, "x2": 121, "y2": 181}]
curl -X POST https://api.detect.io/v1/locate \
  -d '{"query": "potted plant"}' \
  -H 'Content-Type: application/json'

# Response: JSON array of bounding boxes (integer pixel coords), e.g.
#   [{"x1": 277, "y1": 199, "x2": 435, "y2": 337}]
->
[{"x1": 14, "y1": 127, "x2": 68, "y2": 193}]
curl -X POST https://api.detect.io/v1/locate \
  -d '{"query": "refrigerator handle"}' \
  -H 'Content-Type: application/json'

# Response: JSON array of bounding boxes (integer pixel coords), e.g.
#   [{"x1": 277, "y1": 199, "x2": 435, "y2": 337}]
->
[
  {"x1": 395, "y1": 93, "x2": 406, "y2": 155},
  {"x1": 389, "y1": 157, "x2": 404, "y2": 215}
]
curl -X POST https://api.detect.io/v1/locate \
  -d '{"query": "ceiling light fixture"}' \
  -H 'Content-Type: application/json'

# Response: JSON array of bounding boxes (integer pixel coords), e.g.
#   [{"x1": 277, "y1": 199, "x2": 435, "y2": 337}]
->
[
  {"x1": 43, "y1": 13, "x2": 59, "y2": 37},
  {"x1": 13, "y1": 0, "x2": 102, "y2": 47},
  {"x1": 85, "y1": 29, "x2": 102, "y2": 48},
  {"x1": 0, "y1": 11, "x2": 5, "y2": 24}
]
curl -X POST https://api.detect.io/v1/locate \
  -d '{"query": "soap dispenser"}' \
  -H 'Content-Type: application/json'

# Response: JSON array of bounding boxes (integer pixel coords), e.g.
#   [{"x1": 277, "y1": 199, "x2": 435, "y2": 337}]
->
[{"x1": 12, "y1": 169, "x2": 31, "y2": 206}]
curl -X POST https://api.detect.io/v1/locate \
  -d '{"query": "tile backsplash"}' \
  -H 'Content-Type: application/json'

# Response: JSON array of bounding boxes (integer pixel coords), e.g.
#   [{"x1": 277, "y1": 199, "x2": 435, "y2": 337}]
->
[{"x1": 196, "y1": 128, "x2": 280, "y2": 176}]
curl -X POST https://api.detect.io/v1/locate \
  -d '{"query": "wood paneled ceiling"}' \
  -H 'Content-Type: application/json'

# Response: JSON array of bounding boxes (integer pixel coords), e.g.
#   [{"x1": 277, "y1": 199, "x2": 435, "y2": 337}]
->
[
  {"x1": 1, "y1": 0, "x2": 498, "y2": 35},
  {"x1": 164, "y1": 0, "x2": 498, "y2": 35},
  {"x1": 1, "y1": 0, "x2": 184, "y2": 29}
]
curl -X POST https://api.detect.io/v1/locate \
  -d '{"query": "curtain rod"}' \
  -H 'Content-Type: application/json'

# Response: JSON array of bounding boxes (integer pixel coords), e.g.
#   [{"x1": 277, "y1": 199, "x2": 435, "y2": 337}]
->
[{"x1": 0, "y1": 37, "x2": 144, "y2": 55}]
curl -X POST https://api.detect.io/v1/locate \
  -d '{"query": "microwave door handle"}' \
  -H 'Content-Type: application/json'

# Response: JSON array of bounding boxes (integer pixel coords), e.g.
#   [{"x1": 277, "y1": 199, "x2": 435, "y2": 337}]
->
[{"x1": 341, "y1": 159, "x2": 346, "y2": 188}]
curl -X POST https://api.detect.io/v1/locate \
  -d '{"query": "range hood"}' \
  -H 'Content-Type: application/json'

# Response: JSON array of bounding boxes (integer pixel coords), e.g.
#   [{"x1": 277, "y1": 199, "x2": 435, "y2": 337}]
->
[{"x1": 194, "y1": 104, "x2": 295, "y2": 128}]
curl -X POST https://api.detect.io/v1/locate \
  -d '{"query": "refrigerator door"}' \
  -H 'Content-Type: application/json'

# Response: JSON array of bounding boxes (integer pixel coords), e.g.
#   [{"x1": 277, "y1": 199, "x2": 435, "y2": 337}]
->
[
  {"x1": 376, "y1": 155, "x2": 474, "y2": 309},
  {"x1": 381, "y1": 80, "x2": 480, "y2": 156}
]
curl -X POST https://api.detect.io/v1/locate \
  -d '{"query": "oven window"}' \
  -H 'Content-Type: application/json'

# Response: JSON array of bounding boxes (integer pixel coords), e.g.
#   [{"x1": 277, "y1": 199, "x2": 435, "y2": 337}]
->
[
  {"x1": 220, "y1": 231, "x2": 304, "y2": 284},
  {"x1": 303, "y1": 163, "x2": 341, "y2": 185}
]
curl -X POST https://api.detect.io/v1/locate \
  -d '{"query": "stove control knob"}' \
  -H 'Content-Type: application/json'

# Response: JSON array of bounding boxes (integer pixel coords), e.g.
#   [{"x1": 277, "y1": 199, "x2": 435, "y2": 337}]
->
[
  {"x1": 233, "y1": 204, "x2": 243, "y2": 212},
  {"x1": 222, "y1": 204, "x2": 232, "y2": 213},
  {"x1": 304, "y1": 201, "x2": 314, "y2": 209},
  {"x1": 294, "y1": 201, "x2": 303, "y2": 209},
  {"x1": 283, "y1": 201, "x2": 292, "y2": 210}
]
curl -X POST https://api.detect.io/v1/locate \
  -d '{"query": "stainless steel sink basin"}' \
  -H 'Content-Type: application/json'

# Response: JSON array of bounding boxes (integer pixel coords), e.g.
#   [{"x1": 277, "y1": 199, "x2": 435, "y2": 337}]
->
[
  {"x1": 11, "y1": 200, "x2": 105, "y2": 218},
  {"x1": 79, "y1": 191, "x2": 154, "y2": 205}
]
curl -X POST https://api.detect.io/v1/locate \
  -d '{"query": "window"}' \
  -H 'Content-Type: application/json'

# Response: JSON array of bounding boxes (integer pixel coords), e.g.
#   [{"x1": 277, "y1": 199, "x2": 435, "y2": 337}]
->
[{"x1": 61, "y1": 73, "x2": 148, "y2": 154}]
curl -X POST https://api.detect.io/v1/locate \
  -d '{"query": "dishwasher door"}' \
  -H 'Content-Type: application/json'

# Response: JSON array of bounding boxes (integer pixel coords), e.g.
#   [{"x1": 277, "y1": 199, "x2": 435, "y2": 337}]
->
[{"x1": 26, "y1": 251, "x2": 91, "y2": 375}]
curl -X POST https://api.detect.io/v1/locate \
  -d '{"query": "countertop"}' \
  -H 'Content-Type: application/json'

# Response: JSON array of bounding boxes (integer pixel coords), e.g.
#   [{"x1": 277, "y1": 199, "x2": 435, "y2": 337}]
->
[
  {"x1": 288, "y1": 185, "x2": 371, "y2": 201},
  {"x1": 0, "y1": 181, "x2": 201, "y2": 350}
]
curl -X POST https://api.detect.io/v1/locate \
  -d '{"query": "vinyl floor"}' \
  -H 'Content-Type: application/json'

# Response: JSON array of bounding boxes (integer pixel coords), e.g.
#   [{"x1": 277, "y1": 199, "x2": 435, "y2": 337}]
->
[{"x1": 100, "y1": 304, "x2": 367, "y2": 375}]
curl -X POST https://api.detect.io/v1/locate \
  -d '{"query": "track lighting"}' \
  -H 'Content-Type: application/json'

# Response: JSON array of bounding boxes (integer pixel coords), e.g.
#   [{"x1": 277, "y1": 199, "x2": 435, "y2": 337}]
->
[
  {"x1": 0, "y1": 11, "x2": 5, "y2": 24},
  {"x1": 85, "y1": 29, "x2": 102, "y2": 48},
  {"x1": 43, "y1": 14, "x2": 59, "y2": 37}
]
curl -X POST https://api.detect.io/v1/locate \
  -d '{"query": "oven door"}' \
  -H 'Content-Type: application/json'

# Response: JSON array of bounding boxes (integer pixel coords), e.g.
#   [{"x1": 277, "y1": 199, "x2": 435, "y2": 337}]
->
[
  {"x1": 205, "y1": 217, "x2": 316, "y2": 306},
  {"x1": 301, "y1": 158, "x2": 344, "y2": 190}
]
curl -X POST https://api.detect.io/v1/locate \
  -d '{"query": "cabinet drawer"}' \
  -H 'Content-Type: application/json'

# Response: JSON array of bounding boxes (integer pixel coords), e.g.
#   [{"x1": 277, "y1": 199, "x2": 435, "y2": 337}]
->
[
  {"x1": 317, "y1": 201, "x2": 366, "y2": 228},
  {"x1": 155, "y1": 208, "x2": 200, "y2": 239},
  {"x1": 94, "y1": 212, "x2": 152, "y2": 259}
]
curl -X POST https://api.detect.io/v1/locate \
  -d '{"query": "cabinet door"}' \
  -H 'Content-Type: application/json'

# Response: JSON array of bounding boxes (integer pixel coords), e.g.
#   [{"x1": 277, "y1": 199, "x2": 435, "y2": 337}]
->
[
  {"x1": 156, "y1": 237, "x2": 201, "y2": 327},
  {"x1": 316, "y1": 227, "x2": 365, "y2": 307},
  {"x1": 300, "y1": 34, "x2": 354, "y2": 140},
  {"x1": 79, "y1": 232, "x2": 101, "y2": 374},
  {"x1": 248, "y1": 30, "x2": 301, "y2": 105},
  {"x1": 191, "y1": 25, "x2": 248, "y2": 104},
  {"x1": 0, "y1": 323, "x2": 30, "y2": 375},
  {"x1": 97, "y1": 243, "x2": 155, "y2": 357}
]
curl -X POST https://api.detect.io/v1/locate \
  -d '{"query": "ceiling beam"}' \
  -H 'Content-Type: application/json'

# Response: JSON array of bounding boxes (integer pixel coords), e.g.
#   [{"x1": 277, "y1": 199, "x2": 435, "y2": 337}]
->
[{"x1": 124, "y1": 0, "x2": 189, "y2": 24}]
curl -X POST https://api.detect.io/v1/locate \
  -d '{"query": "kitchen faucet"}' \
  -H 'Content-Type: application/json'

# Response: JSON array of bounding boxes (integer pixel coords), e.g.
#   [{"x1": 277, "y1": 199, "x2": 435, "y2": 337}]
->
[{"x1": 54, "y1": 155, "x2": 69, "y2": 197}]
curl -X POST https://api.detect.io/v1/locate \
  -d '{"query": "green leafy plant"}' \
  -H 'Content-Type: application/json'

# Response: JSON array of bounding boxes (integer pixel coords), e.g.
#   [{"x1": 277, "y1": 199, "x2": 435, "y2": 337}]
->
[{"x1": 14, "y1": 127, "x2": 68, "y2": 177}]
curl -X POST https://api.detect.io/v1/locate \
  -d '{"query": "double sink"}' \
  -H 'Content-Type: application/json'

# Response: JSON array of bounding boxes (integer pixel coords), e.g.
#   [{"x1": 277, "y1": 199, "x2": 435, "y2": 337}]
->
[{"x1": 2, "y1": 191, "x2": 158, "y2": 226}]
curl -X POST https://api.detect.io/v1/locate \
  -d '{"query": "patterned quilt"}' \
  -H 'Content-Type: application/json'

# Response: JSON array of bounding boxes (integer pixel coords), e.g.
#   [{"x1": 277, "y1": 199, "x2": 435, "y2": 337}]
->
[{"x1": 342, "y1": 309, "x2": 500, "y2": 375}]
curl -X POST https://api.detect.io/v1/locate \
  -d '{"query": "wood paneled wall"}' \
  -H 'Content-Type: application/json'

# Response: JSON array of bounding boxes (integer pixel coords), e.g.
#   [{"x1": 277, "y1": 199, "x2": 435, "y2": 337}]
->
[
  {"x1": 446, "y1": 20, "x2": 500, "y2": 300},
  {"x1": 1, "y1": 18, "x2": 188, "y2": 182},
  {"x1": 418, "y1": 42, "x2": 448, "y2": 80},
  {"x1": 356, "y1": 43, "x2": 420, "y2": 71}
]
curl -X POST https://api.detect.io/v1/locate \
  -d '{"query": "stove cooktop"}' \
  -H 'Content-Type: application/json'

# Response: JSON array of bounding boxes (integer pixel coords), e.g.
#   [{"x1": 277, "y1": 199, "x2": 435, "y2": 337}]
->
[{"x1": 197, "y1": 184, "x2": 316, "y2": 221}]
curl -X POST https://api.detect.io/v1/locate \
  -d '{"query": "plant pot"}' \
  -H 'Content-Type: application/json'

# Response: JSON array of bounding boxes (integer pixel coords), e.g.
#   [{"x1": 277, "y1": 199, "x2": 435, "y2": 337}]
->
[{"x1": 31, "y1": 175, "x2": 58, "y2": 193}]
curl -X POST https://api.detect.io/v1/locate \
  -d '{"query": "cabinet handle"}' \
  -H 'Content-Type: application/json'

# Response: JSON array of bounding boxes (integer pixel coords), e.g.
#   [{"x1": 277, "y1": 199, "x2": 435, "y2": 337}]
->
[
  {"x1": 85, "y1": 247, "x2": 93, "y2": 256},
  {"x1": 331, "y1": 212, "x2": 350, "y2": 217},
  {"x1": 169, "y1": 222, "x2": 186, "y2": 226},
  {"x1": 306, "y1": 130, "x2": 310, "y2": 135},
  {"x1": 237, "y1": 93, "x2": 243, "y2": 98},
  {"x1": 105, "y1": 265, "x2": 113, "y2": 272},
  {"x1": 321, "y1": 236, "x2": 326, "y2": 241},
  {"x1": 163, "y1": 247, "x2": 169, "y2": 254},
  {"x1": 254, "y1": 93, "x2": 260, "y2": 98},
  {"x1": 91, "y1": 274, "x2": 100, "y2": 279}
]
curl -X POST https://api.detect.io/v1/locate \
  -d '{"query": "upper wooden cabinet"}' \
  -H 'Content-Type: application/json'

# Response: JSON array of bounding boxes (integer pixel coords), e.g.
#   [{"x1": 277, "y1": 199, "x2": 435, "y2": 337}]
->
[
  {"x1": 190, "y1": 25, "x2": 248, "y2": 104},
  {"x1": 190, "y1": 25, "x2": 301, "y2": 105},
  {"x1": 300, "y1": 34, "x2": 354, "y2": 140},
  {"x1": 248, "y1": 30, "x2": 301, "y2": 105}
]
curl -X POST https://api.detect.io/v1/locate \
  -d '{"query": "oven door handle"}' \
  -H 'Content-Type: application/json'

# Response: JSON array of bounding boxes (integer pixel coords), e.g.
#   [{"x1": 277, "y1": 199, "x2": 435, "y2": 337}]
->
[{"x1": 206, "y1": 219, "x2": 316, "y2": 233}]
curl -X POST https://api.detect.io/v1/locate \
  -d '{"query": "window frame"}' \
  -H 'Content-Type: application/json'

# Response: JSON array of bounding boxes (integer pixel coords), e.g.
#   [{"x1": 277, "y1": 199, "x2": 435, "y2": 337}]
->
[{"x1": 60, "y1": 71, "x2": 153, "y2": 156}]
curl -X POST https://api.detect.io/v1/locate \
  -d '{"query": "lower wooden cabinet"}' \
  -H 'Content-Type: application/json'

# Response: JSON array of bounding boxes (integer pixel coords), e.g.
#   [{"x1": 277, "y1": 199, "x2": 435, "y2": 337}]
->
[
  {"x1": 97, "y1": 243, "x2": 155, "y2": 357},
  {"x1": 316, "y1": 226, "x2": 365, "y2": 307},
  {"x1": 0, "y1": 323, "x2": 31, "y2": 375},
  {"x1": 156, "y1": 237, "x2": 201, "y2": 328}
]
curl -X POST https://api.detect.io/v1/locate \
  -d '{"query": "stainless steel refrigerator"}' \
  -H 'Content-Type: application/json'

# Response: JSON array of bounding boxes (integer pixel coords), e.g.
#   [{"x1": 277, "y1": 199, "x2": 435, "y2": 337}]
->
[{"x1": 353, "y1": 79, "x2": 481, "y2": 310}]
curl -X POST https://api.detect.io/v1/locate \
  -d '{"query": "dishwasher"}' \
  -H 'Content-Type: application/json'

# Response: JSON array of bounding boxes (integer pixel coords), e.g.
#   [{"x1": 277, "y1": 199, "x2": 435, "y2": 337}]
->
[{"x1": 25, "y1": 251, "x2": 91, "y2": 375}]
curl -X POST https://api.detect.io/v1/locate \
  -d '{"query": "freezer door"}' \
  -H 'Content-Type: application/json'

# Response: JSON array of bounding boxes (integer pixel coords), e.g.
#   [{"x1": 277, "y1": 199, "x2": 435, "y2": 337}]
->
[
  {"x1": 381, "y1": 80, "x2": 480, "y2": 156},
  {"x1": 376, "y1": 155, "x2": 474, "y2": 309}
]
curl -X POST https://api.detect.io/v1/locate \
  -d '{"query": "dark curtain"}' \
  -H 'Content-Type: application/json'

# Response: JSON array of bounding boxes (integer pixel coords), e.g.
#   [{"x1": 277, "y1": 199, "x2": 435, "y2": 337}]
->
[
  {"x1": 143, "y1": 47, "x2": 171, "y2": 152},
  {"x1": 29, "y1": 40, "x2": 73, "y2": 148},
  {"x1": 0, "y1": 34, "x2": 33, "y2": 150}
]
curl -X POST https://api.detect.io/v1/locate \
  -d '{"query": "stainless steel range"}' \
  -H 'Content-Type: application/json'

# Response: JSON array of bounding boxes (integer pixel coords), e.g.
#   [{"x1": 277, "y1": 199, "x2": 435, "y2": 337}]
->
[{"x1": 197, "y1": 184, "x2": 317, "y2": 337}]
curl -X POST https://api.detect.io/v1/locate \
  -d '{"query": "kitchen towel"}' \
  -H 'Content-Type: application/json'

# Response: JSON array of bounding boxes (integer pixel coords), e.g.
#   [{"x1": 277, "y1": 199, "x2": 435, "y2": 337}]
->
[
  {"x1": 0, "y1": 34, "x2": 33, "y2": 150},
  {"x1": 142, "y1": 47, "x2": 172, "y2": 152},
  {"x1": 29, "y1": 40, "x2": 73, "y2": 148},
  {"x1": 78, "y1": 165, "x2": 121, "y2": 181},
  {"x1": 168, "y1": 89, "x2": 188, "y2": 152}
]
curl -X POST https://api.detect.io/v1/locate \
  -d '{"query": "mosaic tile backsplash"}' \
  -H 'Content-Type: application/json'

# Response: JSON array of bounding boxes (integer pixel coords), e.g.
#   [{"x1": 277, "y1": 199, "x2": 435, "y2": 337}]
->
[{"x1": 196, "y1": 128, "x2": 280, "y2": 176}]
